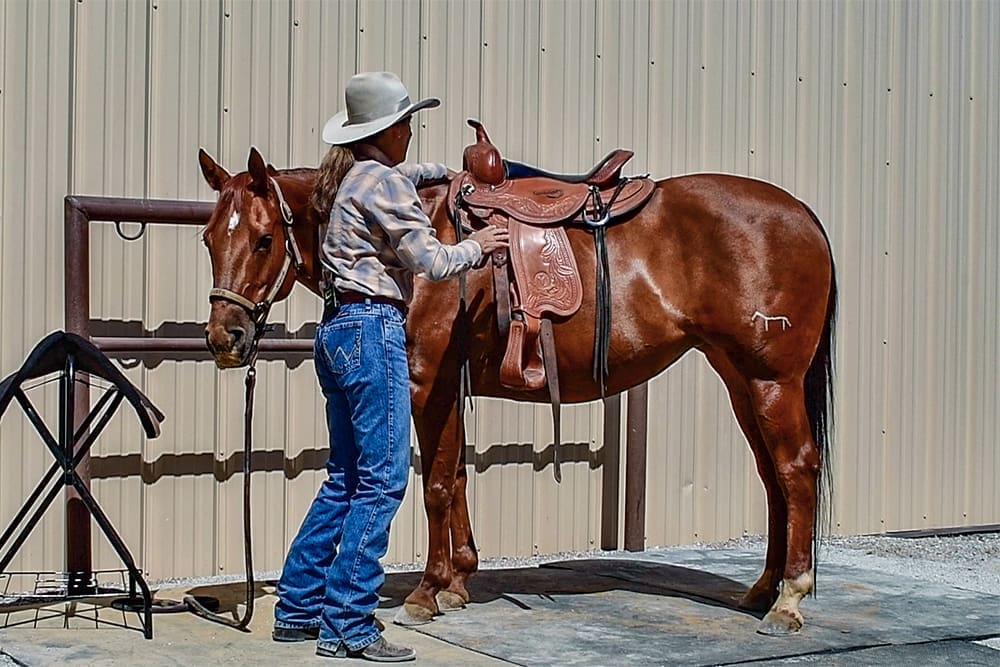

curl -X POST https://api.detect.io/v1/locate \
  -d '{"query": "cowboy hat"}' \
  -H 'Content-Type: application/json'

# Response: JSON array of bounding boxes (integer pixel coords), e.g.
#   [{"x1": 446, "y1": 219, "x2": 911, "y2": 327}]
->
[{"x1": 322, "y1": 71, "x2": 440, "y2": 145}]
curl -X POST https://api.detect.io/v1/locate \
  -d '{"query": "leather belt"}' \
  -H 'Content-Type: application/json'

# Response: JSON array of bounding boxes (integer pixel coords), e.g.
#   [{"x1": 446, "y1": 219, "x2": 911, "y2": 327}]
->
[{"x1": 324, "y1": 290, "x2": 407, "y2": 320}]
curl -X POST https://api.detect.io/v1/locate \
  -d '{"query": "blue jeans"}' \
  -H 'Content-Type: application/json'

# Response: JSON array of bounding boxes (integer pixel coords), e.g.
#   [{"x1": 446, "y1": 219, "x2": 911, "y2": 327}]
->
[{"x1": 274, "y1": 301, "x2": 411, "y2": 653}]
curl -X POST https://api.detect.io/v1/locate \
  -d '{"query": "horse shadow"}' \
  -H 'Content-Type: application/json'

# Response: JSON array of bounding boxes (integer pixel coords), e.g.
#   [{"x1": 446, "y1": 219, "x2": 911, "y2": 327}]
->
[
  {"x1": 378, "y1": 558, "x2": 764, "y2": 620},
  {"x1": 173, "y1": 559, "x2": 763, "y2": 623}
]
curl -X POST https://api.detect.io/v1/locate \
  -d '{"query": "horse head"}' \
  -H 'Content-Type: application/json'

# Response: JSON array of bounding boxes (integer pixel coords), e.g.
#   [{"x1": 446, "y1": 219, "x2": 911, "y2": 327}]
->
[{"x1": 198, "y1": 147, "x2": 312, "y2": 368}]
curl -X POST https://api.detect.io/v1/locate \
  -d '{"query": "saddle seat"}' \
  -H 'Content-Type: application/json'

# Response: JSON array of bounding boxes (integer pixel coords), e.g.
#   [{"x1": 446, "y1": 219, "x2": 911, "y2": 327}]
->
[
  {"x1": 451, "y1": 119, "x2": 654, "y2": 393},
  {"x1": 504, "y1": 150, "x2": 635, "y2": 188}
]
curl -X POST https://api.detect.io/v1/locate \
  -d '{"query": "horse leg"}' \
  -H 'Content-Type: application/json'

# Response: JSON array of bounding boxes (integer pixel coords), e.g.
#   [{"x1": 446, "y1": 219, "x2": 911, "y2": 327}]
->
[
  {"x1": 396, "y1": 400, "x2": 463, "y2": 625},
  {"x1": 748, "y1": 379, "x2": 820, "y2": 635},
  {"x1": 705, "y1": 350, "x2": 786, "y2": 612},
  {"x1": 437, "y1": 461, "x2": 478, "y2": 611}
]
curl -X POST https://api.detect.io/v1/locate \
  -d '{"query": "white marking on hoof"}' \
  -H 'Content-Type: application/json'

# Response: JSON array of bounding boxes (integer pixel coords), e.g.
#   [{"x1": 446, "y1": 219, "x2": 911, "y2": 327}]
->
[
  {"x1": 393, "y1": 603, "x2": 435, "y2": 626},
  {"x1": 752, "y1": 310, "x2": 792, "y2": 331},
  {"x1": 435, "y1": 590, "x2": 467, "y2": 611},
  {"x1": 757, "y1": 609, "x2": 803, "y2": 635},
  {"x1": 227, "y1": 211, "x2": 240, "y2": 234},
  {"x1": 758, "y1": 571, "x2": 813, "y2": 635}
]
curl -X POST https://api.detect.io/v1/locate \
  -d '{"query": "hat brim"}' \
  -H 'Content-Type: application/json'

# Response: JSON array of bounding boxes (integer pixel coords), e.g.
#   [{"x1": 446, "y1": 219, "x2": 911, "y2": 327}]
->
[{"x1": 322, "y1": 97, "x2": 440, "y2": 145}]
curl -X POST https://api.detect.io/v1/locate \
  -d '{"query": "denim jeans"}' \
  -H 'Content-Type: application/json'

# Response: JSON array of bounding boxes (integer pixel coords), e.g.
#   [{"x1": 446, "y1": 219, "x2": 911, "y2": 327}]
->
[{"x1": 274, "y1": 301, "x2": 411, "y2": 653}]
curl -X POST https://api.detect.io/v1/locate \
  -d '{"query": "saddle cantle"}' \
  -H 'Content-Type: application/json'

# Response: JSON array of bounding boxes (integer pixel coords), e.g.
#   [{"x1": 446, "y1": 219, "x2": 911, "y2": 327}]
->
[{"x1": 451, "y1": 119, "x2": 655, "y2": 393}]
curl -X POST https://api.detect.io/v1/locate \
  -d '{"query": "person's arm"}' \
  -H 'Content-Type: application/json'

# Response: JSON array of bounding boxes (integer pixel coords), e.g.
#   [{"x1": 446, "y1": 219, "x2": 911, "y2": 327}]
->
[
  {"x1": 393, "y1": 162, "x2": 449, "y2": 187},
  {"x1": 372, "y1": 172, "x2": 483, "y2": 281}
]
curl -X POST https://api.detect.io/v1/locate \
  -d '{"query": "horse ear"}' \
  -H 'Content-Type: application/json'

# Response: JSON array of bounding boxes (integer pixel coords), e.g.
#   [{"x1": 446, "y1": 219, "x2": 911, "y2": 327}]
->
[
  {"x1": 198, "y1": 148, "x2": 231, "y2": 192},
  {"x1": 247, "y1": 146, "x2": 269, "y2": 195}
]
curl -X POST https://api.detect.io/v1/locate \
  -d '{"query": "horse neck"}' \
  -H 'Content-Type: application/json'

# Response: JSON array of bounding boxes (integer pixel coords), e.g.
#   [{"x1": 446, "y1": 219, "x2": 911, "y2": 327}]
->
[
  {"x1": 419, "y1": 182, "x2": 451, "y2": 236},
  {"x1": 276, "y1": 169, "x2": 322, "y2": 296}
]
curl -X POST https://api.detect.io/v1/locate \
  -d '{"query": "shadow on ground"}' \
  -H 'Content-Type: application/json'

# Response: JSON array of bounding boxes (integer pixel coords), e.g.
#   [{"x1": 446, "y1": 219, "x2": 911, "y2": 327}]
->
[{"x1": 380, "y1": 558, "x2": 762, "y2": 618}]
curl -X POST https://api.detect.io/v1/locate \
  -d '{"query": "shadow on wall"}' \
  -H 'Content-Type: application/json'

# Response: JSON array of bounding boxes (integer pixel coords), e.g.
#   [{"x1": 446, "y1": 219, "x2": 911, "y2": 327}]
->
[{"x1": 89, "y1": 441, "x2": 604, "y2": 483}]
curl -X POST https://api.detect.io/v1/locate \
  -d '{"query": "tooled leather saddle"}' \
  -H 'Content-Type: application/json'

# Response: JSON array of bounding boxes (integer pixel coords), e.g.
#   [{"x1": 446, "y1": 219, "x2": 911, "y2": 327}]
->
[{"x1": 449, "y1": 119, "x2": 654, "y2": 394}]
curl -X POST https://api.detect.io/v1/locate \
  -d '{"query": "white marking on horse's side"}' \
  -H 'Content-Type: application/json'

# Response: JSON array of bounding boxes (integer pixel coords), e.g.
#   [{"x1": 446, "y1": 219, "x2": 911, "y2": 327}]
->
[
  {"x1": 752, "y1": 310, "x2": 792, "y2": 331},
  {"x1": 227, "y1": 211, "x2": 240, "y2": 234}
]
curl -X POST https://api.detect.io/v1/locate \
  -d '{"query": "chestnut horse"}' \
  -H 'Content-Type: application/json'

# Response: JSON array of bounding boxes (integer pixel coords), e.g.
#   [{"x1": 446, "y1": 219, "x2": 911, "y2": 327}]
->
[{"x1": 198, "y1": 144, "x2": 835, "y2": 635}]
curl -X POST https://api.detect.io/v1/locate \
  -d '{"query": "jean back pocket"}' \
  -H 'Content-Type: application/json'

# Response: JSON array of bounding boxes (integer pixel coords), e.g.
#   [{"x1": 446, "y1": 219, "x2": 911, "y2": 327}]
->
[{"x1": 318, "y1": 320, "x2": 362, "y2": 375}]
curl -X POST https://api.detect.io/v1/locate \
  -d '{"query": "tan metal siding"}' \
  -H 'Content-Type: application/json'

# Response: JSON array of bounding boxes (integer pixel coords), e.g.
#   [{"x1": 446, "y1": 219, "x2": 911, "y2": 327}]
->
[
  {"x1": 1, "y1": 0, "x2": 74, "y2": 572},
  {"x1": 0, "y1": 0, "x2": 997, "y2": 582}
]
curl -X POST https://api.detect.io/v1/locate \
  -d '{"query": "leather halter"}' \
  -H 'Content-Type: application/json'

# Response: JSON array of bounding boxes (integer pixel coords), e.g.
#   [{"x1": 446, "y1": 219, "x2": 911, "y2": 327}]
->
[{"x1": 207, "y1": 176, "x2": 306, "y2": 356}]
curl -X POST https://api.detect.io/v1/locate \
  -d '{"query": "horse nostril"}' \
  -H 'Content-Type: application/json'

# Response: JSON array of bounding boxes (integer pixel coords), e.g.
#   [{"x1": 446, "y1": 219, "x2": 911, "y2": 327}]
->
[{"x1": 206, "y1": 324, "x2": 246, "y2": 354}]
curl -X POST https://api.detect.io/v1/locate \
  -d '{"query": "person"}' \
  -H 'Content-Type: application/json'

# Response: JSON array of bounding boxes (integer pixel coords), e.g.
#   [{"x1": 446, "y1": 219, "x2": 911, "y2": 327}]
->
[{"x1": 271, "y1": 71, "x2": 508, "y2": 662}]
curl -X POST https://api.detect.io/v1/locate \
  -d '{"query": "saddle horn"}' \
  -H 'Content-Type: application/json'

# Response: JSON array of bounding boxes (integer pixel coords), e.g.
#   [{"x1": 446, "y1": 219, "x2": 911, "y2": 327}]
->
[{"x1": 463, "y1": 119, "x2": 505, "y2": 186}]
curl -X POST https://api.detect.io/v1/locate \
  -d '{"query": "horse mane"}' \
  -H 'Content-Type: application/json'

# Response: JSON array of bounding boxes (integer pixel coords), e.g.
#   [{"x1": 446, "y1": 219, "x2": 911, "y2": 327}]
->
[{"x1": 277, "y1": 166, "x2": 318, "y2": 177}]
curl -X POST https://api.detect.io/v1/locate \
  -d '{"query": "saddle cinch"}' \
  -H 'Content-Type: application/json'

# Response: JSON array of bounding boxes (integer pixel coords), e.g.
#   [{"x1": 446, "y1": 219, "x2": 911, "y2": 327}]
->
[{"x1": 449, "y1": 119, "x2": 655, "y2": 394}]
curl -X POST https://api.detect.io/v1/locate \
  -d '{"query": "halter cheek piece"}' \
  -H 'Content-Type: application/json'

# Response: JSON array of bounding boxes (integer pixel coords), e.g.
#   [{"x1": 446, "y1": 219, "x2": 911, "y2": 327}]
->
[{"x1": 208, "y1": 177, "x2": 306, "y2": 355}]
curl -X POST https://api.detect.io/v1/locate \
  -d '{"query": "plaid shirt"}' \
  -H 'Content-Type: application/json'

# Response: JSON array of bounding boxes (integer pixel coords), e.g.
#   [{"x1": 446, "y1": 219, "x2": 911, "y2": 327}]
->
[{"x1": 320, "y1": 159, "x2": 482, "y2": 303}]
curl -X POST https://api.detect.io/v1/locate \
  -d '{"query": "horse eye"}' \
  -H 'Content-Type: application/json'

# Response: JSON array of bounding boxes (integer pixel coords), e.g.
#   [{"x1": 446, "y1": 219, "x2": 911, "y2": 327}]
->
[{"x1": 255, "y1": 235, "x2": 273, "y2": 252}]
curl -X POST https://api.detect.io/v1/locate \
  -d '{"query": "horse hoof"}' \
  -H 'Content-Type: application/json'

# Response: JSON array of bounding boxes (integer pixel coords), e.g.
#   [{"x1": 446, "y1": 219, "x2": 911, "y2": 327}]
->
[
  {"x1": 756, "y1": 609, "x2": 803, "y2": 635},
  {"x1": 394, "y1": 603, "x2": 435, "y2": 626},
  {"x1": 436, "y1": 590, "x2": 467, "y2": 611}
]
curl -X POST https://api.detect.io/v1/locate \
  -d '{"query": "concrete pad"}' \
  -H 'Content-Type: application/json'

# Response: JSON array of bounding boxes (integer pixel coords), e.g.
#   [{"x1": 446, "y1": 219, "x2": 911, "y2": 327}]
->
[
  {"x1": 2, "y1": 548, "x2": 998, "y2": 665},
  {"x1": 382, "y1": 548, "x2": 1000, "y2": 665},
  {"x1": 743, "y1": 640, "x2": 1000, "y2": 665},
  {"x1": 0, "y1": 583, "x2": 505, "y2": 666}
]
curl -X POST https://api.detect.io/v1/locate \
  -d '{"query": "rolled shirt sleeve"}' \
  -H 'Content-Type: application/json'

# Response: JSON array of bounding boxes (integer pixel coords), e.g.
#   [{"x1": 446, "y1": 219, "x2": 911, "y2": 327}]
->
[
  {"x1": 393, "y1": 161, "x2": 449, "y2": 186},
  {"x1": 371, "y1": 171, "x2": 482, "y2": 280}
]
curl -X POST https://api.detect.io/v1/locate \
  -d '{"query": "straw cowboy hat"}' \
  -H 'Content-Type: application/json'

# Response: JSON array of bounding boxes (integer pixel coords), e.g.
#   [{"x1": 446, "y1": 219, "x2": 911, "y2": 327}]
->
[{"x1": 322, "y1": 71, "x2": 440, "y2": 145}]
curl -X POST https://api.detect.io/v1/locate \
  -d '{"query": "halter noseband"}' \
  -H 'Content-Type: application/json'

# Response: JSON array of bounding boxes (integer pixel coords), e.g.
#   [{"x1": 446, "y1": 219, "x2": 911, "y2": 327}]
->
[{"x1": 208, "y1": 176, "x2": 306, "y2": 355}]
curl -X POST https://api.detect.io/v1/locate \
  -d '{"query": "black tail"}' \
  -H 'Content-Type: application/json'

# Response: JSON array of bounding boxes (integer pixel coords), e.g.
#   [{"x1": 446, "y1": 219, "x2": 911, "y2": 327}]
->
[{"x1": 802, "y1": 203, "x2": 836, "y2": 582}]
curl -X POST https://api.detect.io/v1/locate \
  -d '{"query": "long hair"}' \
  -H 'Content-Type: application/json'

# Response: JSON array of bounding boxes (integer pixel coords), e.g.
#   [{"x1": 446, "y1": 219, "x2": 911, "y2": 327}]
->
[
  {"x1": 801, "y1": 201, "x2": 837, "y2": 593},
  {"x1": 310, "y1": 145, "x2": 356, "y2": 220}
]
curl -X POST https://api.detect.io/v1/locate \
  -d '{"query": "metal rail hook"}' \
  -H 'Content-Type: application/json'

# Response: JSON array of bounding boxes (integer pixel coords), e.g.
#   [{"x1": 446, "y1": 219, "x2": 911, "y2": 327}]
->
[{"x1": 114, "y1": 220, "x2": 148, "y2": 241}]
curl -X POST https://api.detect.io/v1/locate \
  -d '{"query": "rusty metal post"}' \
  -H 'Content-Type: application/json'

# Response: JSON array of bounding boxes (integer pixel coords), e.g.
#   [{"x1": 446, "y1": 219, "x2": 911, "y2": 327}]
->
[
  {"x1": 624, "y1": 382, "x2": 648, "y2": 552},
  {"x1": 64, "y1": 196, "x2": 93, "y2": 590},
  {"x1": 600, "y1": 394, "x2": 622, "y2": 550}
]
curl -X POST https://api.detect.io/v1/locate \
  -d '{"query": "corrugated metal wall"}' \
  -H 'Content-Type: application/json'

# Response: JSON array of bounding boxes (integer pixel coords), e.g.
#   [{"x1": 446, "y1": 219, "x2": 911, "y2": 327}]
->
[{"x1": 1, "y1": 0, "x2": 997, "y2": 581}]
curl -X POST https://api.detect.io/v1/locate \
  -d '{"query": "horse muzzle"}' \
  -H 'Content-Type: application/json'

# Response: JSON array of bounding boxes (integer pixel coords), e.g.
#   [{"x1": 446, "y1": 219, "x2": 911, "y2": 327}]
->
[{"x1": 205, "y1": 311, "x2": 255, "y2": 369}]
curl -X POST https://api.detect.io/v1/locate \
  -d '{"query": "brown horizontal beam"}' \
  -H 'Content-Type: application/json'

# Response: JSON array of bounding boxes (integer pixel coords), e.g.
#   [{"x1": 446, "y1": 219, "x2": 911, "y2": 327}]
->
[
  {"x1": 92, "y1": 337, "x2": 314, "y2": 353},
  {"x1": 65, "y1": 196, "x2": 215, "y2": 225}
]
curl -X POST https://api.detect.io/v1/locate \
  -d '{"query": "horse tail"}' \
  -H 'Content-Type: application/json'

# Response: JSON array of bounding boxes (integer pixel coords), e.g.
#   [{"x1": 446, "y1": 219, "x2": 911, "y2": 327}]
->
[{"x1": 801, "y1": 202, "x2": 837, "y2": 584}]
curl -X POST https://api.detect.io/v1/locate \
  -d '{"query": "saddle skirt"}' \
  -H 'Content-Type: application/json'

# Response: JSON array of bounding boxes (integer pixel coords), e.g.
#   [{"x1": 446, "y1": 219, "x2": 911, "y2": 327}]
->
[{"x1": 458, "y1": 175, "x2": 651, "y2": 227}]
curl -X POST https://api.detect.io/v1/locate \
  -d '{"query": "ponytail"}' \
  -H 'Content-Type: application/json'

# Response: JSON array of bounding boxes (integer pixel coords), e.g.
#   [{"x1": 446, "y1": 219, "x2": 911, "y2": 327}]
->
[{"x1": 311, "y1": 145, "x2": 355, "y2": 220}]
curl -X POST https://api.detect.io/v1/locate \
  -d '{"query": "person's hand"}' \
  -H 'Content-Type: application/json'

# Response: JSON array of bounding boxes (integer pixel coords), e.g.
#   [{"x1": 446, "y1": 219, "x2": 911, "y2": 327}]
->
[{"x1": 468, "y1": 225, "x2": 509, "y2": 254}]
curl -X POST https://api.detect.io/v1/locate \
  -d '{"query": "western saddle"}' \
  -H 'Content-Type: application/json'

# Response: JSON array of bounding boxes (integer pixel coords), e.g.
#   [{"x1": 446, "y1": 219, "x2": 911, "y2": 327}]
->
[{"x1": 449, "y1": 119, "x2": 654, "y2": 394}]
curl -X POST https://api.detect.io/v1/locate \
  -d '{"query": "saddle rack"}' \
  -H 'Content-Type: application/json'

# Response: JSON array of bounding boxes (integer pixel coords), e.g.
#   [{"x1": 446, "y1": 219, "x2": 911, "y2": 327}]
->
[{"x1": 0, "y1": 331, "x2": 164, "y2": 638}]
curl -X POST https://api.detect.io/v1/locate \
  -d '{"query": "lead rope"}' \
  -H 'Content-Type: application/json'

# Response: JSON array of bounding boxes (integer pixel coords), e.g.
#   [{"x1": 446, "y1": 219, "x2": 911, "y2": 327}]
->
[
  {"x1": 190, "y1": 254, "x2": 277, "y2": 632},
  {"x1": 185, "y1": 344, "x2": 260, "y2": 631},
  {"x1": 189, "y1": 175, "x2": 302, "y2": 630}
]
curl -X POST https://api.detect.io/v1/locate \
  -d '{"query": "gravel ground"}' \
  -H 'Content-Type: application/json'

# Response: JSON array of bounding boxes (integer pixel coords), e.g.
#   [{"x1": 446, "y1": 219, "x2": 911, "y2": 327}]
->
[{"x1": 706, "y1": 531, "x2": 1000, "y2": 596}]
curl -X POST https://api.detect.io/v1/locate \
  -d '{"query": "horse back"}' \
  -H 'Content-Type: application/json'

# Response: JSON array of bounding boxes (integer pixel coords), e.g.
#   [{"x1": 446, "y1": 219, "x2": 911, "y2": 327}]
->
[{"x1": 408, "y1": 176, "x2": 834, "y2": 405}]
